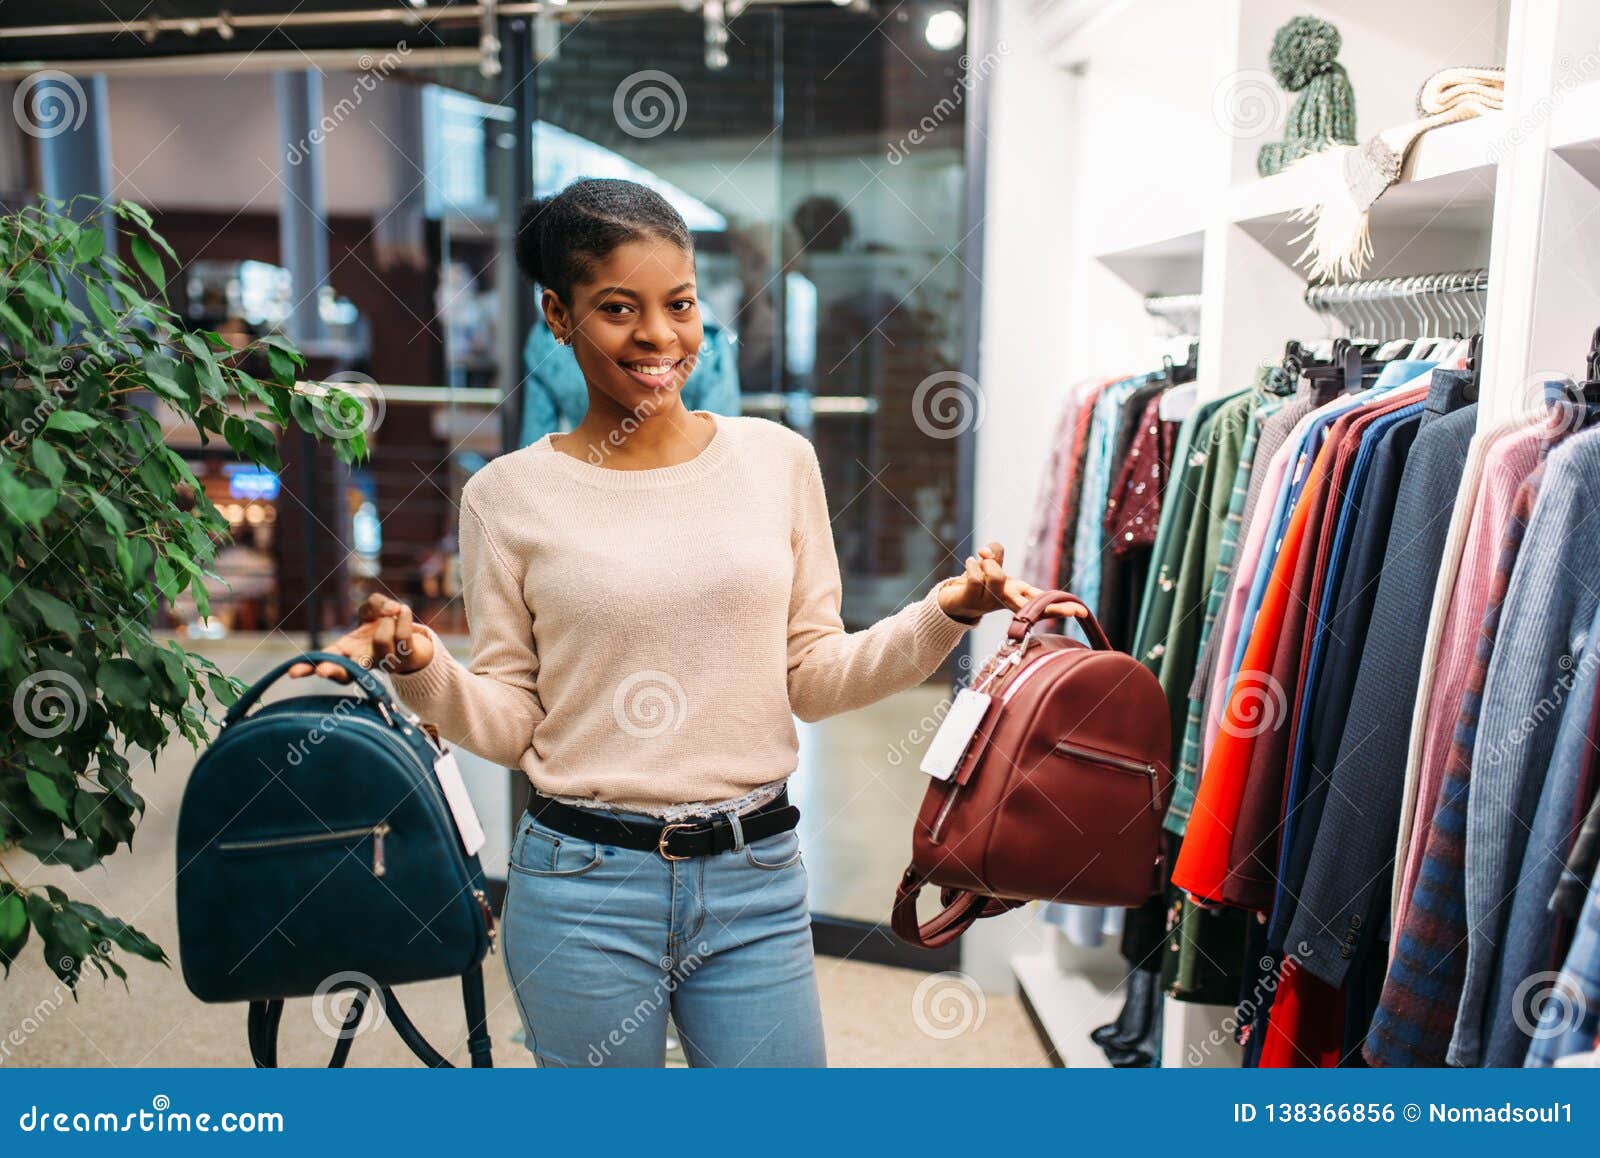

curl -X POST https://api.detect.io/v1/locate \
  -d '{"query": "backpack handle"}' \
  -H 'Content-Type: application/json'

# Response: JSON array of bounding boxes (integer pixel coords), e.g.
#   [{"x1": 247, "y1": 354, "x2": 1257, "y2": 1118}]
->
[
  {"x1": 224, "y1": 651, "x2": 398, "y2": 726},
  {"x1": 1005, "y1": 589, "x2": 1111, "y2": 650}
]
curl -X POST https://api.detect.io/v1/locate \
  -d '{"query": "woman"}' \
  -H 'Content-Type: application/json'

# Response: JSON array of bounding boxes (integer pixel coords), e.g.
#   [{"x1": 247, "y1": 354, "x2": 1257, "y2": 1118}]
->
[{"x1": 292, "y1": 177, "x2": 1083, "y2": 1067}]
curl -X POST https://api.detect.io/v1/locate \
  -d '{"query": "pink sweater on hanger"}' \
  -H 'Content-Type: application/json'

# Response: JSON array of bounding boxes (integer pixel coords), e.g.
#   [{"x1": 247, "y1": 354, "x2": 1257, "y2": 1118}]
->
[{"x1": 1391, "y1": 424, "x2": 1541, "y2": 942}]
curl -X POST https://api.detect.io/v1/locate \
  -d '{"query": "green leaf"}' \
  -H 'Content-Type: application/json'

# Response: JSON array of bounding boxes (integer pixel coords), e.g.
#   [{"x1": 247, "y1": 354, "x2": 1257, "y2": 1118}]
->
[
  {"x1": 114, "y1": 534, "x2": 135, "y2": 585},
  {"x1": 0, "y1": 476, "x2": 58, "y2": 527},
  {"x1": 87, "y1": 490, "x2": 126, "y2": 536},
  {"x1": 0, "y1": 892, "x2": 29, "y2": 977},
  {"x1": 19, "y1": 832, "x2": 99, "y2": 871},
  {"x1": 96, "y1": 658, "x2": 147, "y2": 707},
  {"x1": 152, "y1": 555, "x2": 179, "y2": 601},
  {"x1": 73, "y1": 225, "x2": 105, "y2": 263},
  {"x1": 26, "y1": 769, "x2": 72, "y2": 824},
  {"x1": 30, "y1": 438, "x2": 65, "y2": 487},
  {"x1": 43, "y1": 408, "x2": 98, "y2": 434},
  {"x1": 0, "y1": 300, "x2": 29, "y2": 342},
  {"x1": 207, "y1": 671, "x2": 240, "y2": 707},
  {"x1": 19, "y1": 586, "x2": 81, "y2": 639},
  {"x1": 129, "y1": 235, "x2": 165, "y2": 293},
  {"x1": 265, "y1": 344, "x2": 299, "y2": 387}
]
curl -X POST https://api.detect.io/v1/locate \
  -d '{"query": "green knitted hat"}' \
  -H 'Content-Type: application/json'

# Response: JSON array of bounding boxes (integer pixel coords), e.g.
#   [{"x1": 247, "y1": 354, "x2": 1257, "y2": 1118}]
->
[{"x1": 1257, "y1": 15, "x2": 1357, "y2": 177}]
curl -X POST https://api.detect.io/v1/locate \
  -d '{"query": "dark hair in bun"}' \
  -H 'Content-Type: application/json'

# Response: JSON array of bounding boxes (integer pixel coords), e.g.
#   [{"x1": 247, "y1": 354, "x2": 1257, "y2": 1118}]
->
[{"x1": 515, "y1": 177, "x2": 694, "y2": 303}]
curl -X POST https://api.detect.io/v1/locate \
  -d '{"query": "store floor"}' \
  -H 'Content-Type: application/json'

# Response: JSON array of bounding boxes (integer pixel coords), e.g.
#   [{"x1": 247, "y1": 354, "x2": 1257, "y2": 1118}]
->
[{"x1": 1, "y1": 633, "x2": 1046, "y2": 1067}]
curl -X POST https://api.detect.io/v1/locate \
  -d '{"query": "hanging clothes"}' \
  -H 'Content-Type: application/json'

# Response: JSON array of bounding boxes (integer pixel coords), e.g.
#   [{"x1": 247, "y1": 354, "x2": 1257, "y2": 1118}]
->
[
  {"x1": 1454, "y1": 419, "x2": 1600, "y2": 1065},
  {"x1": 1365, "y1": 423, "x2": 1565, "y2": 1067},
  {"x1": 1283, "y1": 371, "x2": 1478, "y2": 988},
  {"x1": 1490, "y1": 588, "x2": 1600, "y2": 1065}
]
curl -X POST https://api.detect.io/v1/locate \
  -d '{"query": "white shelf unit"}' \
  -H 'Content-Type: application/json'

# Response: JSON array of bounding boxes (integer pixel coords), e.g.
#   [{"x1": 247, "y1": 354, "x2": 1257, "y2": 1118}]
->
[{"x1": 970, "y1": 0, "x2": 1600, "y2": 1067}]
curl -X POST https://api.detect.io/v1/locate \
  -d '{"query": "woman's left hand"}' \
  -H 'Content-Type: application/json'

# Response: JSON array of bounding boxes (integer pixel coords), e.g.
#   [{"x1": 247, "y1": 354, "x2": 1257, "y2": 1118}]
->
[{"x1": 936, "y1": 541, "x2": 1088, "y2": 625}]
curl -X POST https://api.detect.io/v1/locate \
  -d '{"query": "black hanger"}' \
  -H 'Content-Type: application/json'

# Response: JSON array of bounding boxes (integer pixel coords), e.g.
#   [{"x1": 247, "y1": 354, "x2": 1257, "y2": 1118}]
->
[
  {"x1": 1162, "y1": 340, "x2": 1199, "y2": 386},
  {"x1": 1463, "y1": 332, "x2": 1483, "y2": 402}
]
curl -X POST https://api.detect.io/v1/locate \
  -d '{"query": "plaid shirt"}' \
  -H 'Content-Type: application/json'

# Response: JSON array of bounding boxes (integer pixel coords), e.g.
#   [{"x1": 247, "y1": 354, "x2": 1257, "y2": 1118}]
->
[
  {"x1": 1364, "y1": 465, "x2": 1544, "y2": 1067},
  {"x1": 1525, "y1": 880, "x2": 1600, "y2": 1066},
  {"x1": 1167, "y1": 394, "x2": 1286, "y2": 834}
]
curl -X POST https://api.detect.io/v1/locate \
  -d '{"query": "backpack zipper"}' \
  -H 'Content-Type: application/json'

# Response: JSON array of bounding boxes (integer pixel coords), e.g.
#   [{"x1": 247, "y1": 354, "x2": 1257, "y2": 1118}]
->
[
  {"x1": 218, "y1": 822, "x2": 392, "y2": 875},
  {"x1": 1052, "y1": 740, "x2": 1162, "y2": 813}
]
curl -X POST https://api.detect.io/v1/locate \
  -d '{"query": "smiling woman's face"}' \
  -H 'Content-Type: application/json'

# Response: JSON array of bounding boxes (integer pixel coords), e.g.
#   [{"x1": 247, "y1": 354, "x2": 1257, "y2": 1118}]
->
[{"x1": 544, "y1": 234, "x2": 703, "y2": 416}]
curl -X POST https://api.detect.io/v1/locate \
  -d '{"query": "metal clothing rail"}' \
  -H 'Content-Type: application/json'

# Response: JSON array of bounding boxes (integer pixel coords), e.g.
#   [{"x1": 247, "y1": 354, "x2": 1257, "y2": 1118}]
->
[
  {"x1": 1304, "y1": 270, "x2": 1489, "y2": 343},
  {"x1": 1144, "y1": 293, "x2": 1202, "y2": 338},
  {"x1": 0, "y1": 1, "x2": 848, "y2": 44}
]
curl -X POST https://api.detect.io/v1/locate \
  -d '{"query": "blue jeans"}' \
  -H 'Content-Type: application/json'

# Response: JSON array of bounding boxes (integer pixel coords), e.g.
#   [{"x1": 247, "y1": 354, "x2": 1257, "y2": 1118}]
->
[{"x1": 500, "y1": 804, "x2": 827, "y2": 1067}]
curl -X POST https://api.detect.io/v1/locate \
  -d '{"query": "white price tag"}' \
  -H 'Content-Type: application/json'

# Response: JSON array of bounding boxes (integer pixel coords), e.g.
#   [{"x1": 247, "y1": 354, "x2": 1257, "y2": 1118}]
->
[
  {"x1": 432, "y1": 747, "x2": 487, "y2": 857},
  {"x1": 920, "y1": 688, "x2": 993, "y2": 781}
]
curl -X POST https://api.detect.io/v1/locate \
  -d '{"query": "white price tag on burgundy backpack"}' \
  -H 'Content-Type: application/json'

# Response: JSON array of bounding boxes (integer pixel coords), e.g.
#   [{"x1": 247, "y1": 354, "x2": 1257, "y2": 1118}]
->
[
  {"x1": 432, "y1": 746, "x2": 487, "y2": 857},
  {"x1": 920, "y1": 688, "x2": 993, "y2": 781}
]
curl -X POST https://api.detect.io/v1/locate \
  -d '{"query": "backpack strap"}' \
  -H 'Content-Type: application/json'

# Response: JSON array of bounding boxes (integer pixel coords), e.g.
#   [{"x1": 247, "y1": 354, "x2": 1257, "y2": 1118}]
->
[
  {"x1": 245, "y1": 966, "x2": 492, "y2": 1068},
  {"x1": 891, "y1": 868, "x2": 1026, "y2": 949}
]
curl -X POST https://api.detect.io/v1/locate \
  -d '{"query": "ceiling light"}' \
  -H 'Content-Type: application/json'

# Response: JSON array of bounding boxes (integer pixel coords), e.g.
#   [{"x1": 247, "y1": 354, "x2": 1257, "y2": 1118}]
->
[{"x1": 924, "y1": 8, "x2": 964, "y2": 51}]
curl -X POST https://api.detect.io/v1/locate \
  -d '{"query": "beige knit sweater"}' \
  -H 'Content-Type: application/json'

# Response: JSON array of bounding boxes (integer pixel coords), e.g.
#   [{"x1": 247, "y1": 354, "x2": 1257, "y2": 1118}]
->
[{"x1": 390, "y1": 410, "x2": 976, "y2": 812}]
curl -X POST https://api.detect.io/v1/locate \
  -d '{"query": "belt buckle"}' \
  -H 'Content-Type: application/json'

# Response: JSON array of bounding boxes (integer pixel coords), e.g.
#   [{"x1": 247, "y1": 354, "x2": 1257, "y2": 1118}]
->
[{"x1": 657, "y1": 822, "x2": 693, "y2": 861}]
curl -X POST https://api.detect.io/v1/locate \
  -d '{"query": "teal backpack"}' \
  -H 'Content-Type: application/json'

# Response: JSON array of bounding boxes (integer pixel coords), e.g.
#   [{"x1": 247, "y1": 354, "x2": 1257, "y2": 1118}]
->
[{"x1": 175, "y1": 653, "x2": 497, "y2": 1067}]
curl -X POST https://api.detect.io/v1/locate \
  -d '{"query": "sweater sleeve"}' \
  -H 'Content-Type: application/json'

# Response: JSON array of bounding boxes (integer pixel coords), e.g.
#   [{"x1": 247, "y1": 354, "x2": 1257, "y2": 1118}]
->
[
  {"x1": 785, "y1": 441, "x2": 974, "y2": 723},
  {"x1": 388, "y1": 490, "x2": 546, "y2": 768}
]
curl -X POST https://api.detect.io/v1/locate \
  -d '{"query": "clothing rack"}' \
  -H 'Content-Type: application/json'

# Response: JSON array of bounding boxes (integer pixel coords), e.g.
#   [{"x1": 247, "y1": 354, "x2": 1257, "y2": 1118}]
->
[{"x1": 1304, "y1": 270, "x2": 1489, "y2": 343}]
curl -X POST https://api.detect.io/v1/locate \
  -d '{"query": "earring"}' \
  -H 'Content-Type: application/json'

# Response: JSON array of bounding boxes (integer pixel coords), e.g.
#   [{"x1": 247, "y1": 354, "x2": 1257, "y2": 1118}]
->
[{"x1": 556, "y1": 333, "x2": 571, "y2": 347}]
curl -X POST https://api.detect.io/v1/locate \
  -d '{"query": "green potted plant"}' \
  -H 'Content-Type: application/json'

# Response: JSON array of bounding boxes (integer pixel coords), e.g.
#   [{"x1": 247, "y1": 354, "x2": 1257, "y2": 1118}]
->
[{"x1": 0, "y1": 194, "x2": 369, "y2": 991}]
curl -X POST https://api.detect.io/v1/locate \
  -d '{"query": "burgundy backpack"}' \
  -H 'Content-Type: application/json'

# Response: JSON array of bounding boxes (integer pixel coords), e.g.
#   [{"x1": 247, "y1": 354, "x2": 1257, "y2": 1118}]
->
[{"x1": 892, "y1": 590, "x2": 1171, "y2": 948}]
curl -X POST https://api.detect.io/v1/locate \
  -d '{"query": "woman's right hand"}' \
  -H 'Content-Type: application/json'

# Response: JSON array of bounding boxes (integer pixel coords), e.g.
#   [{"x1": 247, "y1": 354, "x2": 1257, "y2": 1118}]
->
[{"x1": 286, "y1": 593, "x2": 435, "y2": 683}]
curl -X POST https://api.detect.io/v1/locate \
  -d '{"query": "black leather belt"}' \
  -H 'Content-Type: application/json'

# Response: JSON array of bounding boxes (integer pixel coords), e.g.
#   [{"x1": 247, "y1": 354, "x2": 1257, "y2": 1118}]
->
[{"x1": 527, "y1": 788, "x2": 799, "y2": 861}]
